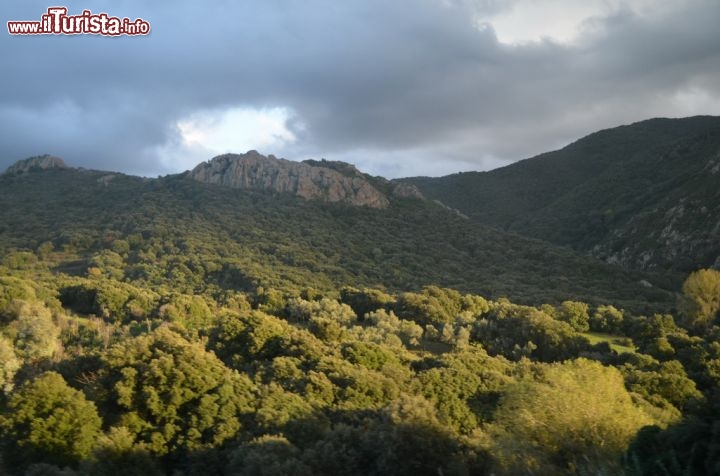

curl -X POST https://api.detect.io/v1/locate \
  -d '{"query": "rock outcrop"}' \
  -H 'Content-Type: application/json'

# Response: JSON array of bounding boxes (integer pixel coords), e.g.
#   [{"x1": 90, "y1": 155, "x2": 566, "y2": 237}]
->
[
  {"x1": 189, "y1": 151, "x2": 391, "y2": 208},
  {"x1": 391, "y1": 182, "x2": 424, "y2": 199},
  {"x1": 4, "y1": 155, "x2": 69, "y2": 175}
]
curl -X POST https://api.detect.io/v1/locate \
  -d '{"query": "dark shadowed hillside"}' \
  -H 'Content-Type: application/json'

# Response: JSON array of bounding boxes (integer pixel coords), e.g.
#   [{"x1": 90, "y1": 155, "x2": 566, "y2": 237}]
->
[{"x1": 404, "y1": 116, "x2": 720, "y2": 273}]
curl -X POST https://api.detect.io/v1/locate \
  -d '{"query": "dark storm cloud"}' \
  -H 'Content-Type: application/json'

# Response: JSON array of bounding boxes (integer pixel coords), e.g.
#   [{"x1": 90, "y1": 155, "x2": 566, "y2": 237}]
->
[{"x1": 1, "y1": 0, "x2": 719, "y2": 177}]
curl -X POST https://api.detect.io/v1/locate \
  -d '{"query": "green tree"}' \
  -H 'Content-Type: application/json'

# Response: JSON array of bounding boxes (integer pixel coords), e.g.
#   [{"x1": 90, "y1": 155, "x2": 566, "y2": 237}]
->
[
  {"x1": 101, "y1": 327, "x2": 256, "y2": 456},
  {"x1": 36, "y1": 241, "x2": 55, "y2": 260},
  {"x1": 490, "y1": 359, "x2": 656, "y2": 474},
  {"x1": 6, "y1": 300, "x2": 60, "y2": 360},
  {"x1": 3, "y1": 251, "x2": 38, "y2": 270},
  {"x1": 341, "y1": 341, "x2": 399, "y2": 371},
  {"x1": 158, "y1": 293, "x2": 214, "y2": 330},
  {"x1": 623, "y1": 359, "x2": 703, "y2": 411},
  {"x1": 556, "y1": 300, "x2": 590, "y2": 332},
  {"x1": 253, "y1": 383, "x2": 316, "y2": 435},
  {"x1": 79, "y1": 427, "x2": 163, "y2": 476},
  {"x1": 339, "y1": 286, "x2": 396, "y2": 319},
  {"x1": 228, "y1": 435, "x2": 311, "y2": 476},
  {"x1": 681, "y1": 268, "x2": 720, "y2": 330},
  {"x1": 0, "y1": 276, "x2": 40, "y2": 319},
  {"x1": 209, "y1": 310, "x2": 296, "y2": 366},
  {"x1": 254, "y1": 288, "x2": 286, "y2": 316},
  {"x1": 396, "y1": 286, "x2": 464, "y2": 326},
  {"x1": 365, "y1": 309, "x2": 423, "y2": 347},
  {"x1": 0, "y1": 335, "x2": 21, "y2": 394},
  {"x1": 590, "y1": 304, "x2": 624, "y2": 333},
  {"x1": 88, "y1": 250, "x2": 125, "y2": 280},
  {"x1": 0, "y1": 372, "x2": 102, "y2": 470},
  {"x1": 474, "y1": 303, "x2": 588, "y2": 362},
  {"x1": 286, "y1": 297, "x2": 356, "y2": 325}
]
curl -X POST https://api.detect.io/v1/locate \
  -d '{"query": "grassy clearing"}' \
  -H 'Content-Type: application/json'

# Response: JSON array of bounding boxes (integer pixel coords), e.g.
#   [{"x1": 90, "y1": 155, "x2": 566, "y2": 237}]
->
[{"x1": 583, "y1": 332, "x2": 635, "y2": 354}]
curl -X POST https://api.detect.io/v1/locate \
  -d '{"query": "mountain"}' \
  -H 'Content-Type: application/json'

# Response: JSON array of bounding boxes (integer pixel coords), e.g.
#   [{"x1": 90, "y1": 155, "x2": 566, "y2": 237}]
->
[
  {"x1": 0, "y1": 154, "x2": 672, "y2": 311},
  {"x1": 403, "y1": 116, "x2": 720, "y2": 273},
  {"x1": 4, "y1": 154, "x2": 68, "y2": 174},
  {"x1": 189, "y1": 151, "x2": 422, "y2": 208},
  {"x1": 0, "y1": 135, "x2": 715, "y2": 476}
]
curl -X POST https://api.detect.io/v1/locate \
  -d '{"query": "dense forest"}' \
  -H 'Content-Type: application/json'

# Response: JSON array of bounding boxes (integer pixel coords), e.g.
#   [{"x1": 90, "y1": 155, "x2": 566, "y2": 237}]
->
[
  {"x1": 405, "y1": 116, "x2": 720, "y2": 273},
  {"x1": 0, "y1": 153, "x2": 719, "y2": 475}
]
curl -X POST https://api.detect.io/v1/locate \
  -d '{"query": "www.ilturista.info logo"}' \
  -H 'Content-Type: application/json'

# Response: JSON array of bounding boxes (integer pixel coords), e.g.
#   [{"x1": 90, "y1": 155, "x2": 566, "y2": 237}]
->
[{"x1": 8, "y1": 7, "x2": 150, "y2": 36}]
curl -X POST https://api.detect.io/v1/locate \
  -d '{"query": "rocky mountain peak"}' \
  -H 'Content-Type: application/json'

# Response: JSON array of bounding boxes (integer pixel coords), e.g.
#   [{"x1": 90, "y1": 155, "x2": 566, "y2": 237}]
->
[
  {"x1": 301, "y1": 159, "x2": 363, "y2": 178},
  {"x1": 4, "y1": 155, "x2": 69, "y2": 175},
  {"x1": 188, "y1": 151, "x2": 391, "y2": 208}
]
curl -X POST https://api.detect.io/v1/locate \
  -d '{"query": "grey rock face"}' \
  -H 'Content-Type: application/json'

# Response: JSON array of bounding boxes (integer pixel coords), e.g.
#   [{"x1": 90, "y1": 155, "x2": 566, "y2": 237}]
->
[
  {"x1": 189, "y1": 151, "x2": 390, "y2": 208},
  {"x1": 5, "y1": 155, "x2": 68, "y2": 174}
]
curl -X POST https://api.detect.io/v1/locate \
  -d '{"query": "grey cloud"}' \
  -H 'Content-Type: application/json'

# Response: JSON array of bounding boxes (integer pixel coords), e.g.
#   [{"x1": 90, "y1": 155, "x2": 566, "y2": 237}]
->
[{"x1": 1, "y1": 0, "x2": 719, "y2": 177}]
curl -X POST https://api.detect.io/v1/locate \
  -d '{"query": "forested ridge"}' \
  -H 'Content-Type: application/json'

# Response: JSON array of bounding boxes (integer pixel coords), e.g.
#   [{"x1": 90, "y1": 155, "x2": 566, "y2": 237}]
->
[
  {"x1": 0, "y1": 166, "x2": 676, "y2": 310},
  {"x1": 0, "y1": 158, "x2": 718, "y2": 475},
  {"x1": 405, "y1": 116, "x2": 720, "y2": 273}
]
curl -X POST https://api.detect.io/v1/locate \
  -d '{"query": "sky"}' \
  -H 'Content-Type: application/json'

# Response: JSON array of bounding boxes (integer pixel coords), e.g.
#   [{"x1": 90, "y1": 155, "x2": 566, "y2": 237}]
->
[{"x1": 2, "y1": 0, "x2": 720, "y2": 178}]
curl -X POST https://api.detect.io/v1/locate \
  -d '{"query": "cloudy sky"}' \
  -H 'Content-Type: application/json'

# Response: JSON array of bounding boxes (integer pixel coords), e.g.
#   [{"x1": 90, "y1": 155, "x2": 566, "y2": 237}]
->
[{"x1": 2, "y1": 0, "x2": 720, "y2": 178}]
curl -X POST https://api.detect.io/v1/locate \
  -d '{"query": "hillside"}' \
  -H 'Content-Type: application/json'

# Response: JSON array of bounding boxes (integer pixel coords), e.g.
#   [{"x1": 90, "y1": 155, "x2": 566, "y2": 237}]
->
[
  {"x1": 404, "y1": 116, "x2": 720, "y2": 273},
  {"x1": 0, "y1": 155, "x2": 673, "y2": 311},
  {"x1": 0, "y1": 153, "x2": 717, "y2": 476}
]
